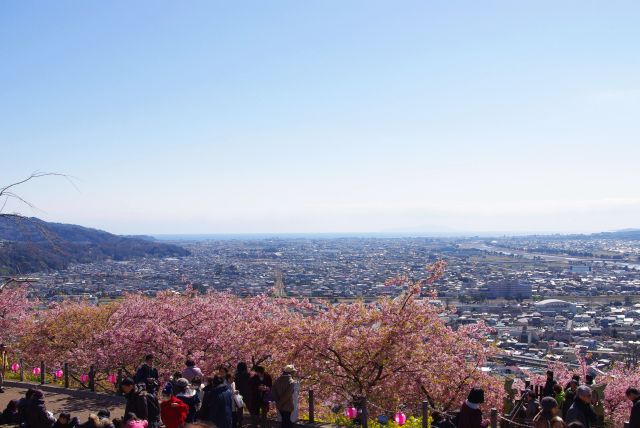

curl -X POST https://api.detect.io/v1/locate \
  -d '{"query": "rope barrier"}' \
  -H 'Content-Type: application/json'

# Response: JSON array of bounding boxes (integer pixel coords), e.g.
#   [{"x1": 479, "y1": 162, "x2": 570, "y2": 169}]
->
[
  {"x1": 497, "y1": 415, "x2": 534, "y2": 428},
  {"x1": 365, "y1": 400, "x2": 396, "y2": 414}
]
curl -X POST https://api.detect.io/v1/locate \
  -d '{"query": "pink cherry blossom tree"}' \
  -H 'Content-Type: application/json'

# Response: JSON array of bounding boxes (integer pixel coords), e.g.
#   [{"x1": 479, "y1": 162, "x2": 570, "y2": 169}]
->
[
  {"x1": 283, "y1": 261, "x2": 504, "y2": 416},
  {"x1": 11, "y1": 261, "x2": 507, "y2": 419},
  {"x1": 0, "y1": 282, "x2": 32, "y2": 346}
]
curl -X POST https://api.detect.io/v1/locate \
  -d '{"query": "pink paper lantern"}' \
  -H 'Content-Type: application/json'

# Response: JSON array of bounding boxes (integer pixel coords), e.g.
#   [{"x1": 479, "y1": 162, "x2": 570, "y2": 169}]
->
[
  {"x1": 80, "y1": 373, "x2": 89, "y2": 383},
  {"x1": 345, "y1": 407, "x2": 358, "y2": 419},
  {"x1": 54, "y1": 369, "x2": 64, "y2": 379},
  {"x1": 107, "y1": 374, "x2": 117, "y2": 384},
  {"x1": 394, "y1": 412, "x2": 407, "y2": 426},
  {"x1": 32, "y1": 367, "x2": 41, "y2": 375},
  {"x1": 11, "y1": 363, "x2": 20, "y2": 372}
]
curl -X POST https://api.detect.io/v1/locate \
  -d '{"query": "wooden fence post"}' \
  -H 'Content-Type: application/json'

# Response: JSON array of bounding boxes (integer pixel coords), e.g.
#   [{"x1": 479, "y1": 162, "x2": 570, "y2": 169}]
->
[
  {"x1": 308, "y1": 390, "x2": 315, "y2": 424},
  {"x1": 361, "y1": 397, "x2": 368, "y2": 428},
  {"x1": 40, "y1": 361, "x2": 45, "y2": 385},
  {"x1": 64, "y1": 362, "x2": 69, "y2": 388},
  {"x1": 19, "y1": 358, "x2": 24, "y2": 382},
  {"x1": 490, "y1": 408, "x2": 497, "y2": 428},
  {"x1": 89, "y1": 365, "x2": 96, "y2": 392},
  {"x1": 422, "y1": 401, "x2": 430, "y2": 428}
]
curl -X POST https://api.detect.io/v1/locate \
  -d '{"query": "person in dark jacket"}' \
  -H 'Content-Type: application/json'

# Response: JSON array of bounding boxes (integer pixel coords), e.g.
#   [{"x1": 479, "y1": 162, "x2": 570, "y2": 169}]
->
[
  {"x1": 25, "y1": 389, "x2": 56, "y2": 428},
  {"x1": 134, "y1": 354, "x2": 159, "y2": 385},
  {"x1": 457, "y1": 388, "x2": 483, "y2": 428},
  {"x1": 543, "y1": 371, "x2": 558, "y2": 397},
  {"x1": 626, "y1": 387, "x2": 640, "y2": 428},
  {"x1": 565, "y1": 375, "x2": 580, "y2": 390},
  {"x1": 562, "y1": 380, "x2": 579, "y2": 419},
  {"x1": 234, "y1": 362, "x2": 251, "y2": 428},
  {"x1": 1, "y1": 399, "x2": 19, "y2": 425},
  {"x1": 523, "y1": 390, "x2": 541, "y2": 421},
  {"x1": 121, "y1": 378, "x2": 149, "y2": 421},
  {"x1": 533, "y1": 397, "x2": 559, "y2": 428},
  {"x1": 198, "y1": 375, "x2": 233, "y2": 428},
  {"x1": 174, "y1": 377, "x2": 200, "y2": 423},
  {"x1": 566, "y1": 386, "x2": 596, "y2": 428},
  {"x1": 17, "y1": 388, "x2": 38, "y2": 424},
  {"x1": 248, "y1": 366, "x2": 272, "y2": 428}
]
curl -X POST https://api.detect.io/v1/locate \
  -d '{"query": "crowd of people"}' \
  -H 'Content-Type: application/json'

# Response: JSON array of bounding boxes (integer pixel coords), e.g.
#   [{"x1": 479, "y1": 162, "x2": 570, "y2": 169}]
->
[
  {"x1": 455, "y1": 370, "x2": 640, "y2": 428},
  {"x1": 0, "y1": 354, "x2": 300, "y2": 428},
  {"x1": 4, "y1": 357, "x2": 640, "y2": 428}
]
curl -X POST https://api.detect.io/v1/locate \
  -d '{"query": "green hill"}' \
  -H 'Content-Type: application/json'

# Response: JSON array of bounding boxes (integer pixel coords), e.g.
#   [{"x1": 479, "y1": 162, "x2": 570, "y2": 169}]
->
[{"x1": 0, "y1": 216, "x2": 189, "y2": 274}]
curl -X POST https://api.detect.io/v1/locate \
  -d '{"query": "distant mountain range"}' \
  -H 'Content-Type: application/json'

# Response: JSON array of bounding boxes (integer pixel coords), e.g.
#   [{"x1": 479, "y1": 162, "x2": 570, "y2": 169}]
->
[
  {"x1": 519, "y1": 229, "x2": 640, "y2": 240},
  {"x1": 0, "y1": 216, "x2": 190, "y2": 275},
  {"x1": 593, "y1": 229, "x2": 640, "y2": 239}
]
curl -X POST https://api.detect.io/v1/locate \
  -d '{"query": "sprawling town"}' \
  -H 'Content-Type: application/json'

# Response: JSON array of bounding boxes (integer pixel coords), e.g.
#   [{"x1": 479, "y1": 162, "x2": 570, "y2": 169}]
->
[{"x1": 23, "y1": 233, "x2": 640, "y2": 377}]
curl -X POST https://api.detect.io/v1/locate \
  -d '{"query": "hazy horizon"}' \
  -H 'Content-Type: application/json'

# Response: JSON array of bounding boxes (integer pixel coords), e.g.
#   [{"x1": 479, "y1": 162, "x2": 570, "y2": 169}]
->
[{"x1": 3, "y1": 1, "x2": 640, "y2": 235}]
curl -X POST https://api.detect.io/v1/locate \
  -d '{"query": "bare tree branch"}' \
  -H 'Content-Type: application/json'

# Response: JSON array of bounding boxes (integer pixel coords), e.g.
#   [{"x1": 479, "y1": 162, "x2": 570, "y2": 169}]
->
[
  {"x1": 0, "y1": 171, "x2": 78, "y2": 217},
  {"x1": 0, "y1": 171, "x2": 77, "y2": 289}
]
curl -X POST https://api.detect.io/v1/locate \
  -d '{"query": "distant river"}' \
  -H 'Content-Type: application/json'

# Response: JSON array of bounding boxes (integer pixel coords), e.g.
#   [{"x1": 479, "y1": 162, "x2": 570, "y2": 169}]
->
[{"x1": 471, "y1": 243, "x2": 640, "y2": 270}]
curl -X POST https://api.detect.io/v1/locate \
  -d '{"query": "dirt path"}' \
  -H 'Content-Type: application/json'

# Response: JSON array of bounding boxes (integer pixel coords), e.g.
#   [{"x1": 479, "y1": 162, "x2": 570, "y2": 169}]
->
[{"x1": 0, "y1": 381, "x2": 125, "y2": 421}]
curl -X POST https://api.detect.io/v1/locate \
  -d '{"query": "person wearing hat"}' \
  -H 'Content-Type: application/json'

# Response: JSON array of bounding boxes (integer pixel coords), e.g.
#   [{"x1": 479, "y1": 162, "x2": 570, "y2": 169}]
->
[
  {"x1": 272, "y1": 365, "x2": 297, "y2": 428},
  {"x1": 160, "y1": 383, "x2": 189, "y2": 428},
  {"x1": 566, "y1": 386, "x2": 596, "y2": 428},
  {"x1": 174, "y1": 378, "x2": 200, "y2": 423},
  {"x1": 533, "y1": 397, "x2": 560, "y2": 428},
  {"x1": 457, "y1": 388, "x2": 484, "y2": 428}
]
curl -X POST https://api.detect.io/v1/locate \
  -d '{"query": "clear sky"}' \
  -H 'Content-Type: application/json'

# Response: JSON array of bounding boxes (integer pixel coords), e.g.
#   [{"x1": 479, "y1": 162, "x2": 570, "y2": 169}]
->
[{"x1": 2, "y1": 1, "x2": 639, "y2": 235}]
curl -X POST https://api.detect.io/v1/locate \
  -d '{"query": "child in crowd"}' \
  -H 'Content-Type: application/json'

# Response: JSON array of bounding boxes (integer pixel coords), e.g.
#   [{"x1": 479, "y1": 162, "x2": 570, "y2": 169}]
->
[{"x1": 124, "y1": 412, "x2": 148, "y2": 428}]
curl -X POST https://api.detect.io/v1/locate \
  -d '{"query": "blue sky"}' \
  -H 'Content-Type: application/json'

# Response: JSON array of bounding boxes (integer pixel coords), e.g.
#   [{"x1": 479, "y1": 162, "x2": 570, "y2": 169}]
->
[{"x1": 2, "y1": 1, "x2": 640, "y2": 234}]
